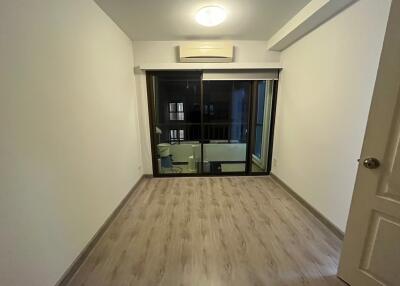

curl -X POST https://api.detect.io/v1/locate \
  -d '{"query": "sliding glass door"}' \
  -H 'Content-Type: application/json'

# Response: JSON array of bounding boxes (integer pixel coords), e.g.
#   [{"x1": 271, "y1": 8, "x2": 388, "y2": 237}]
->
[
  {"x1": 147, "y1": 71, "x2": 278, "y2": 176},
  {"x1": 202, "y1": 81, "x2": 251, "y2": 174},
  {"x1": 151, "y1": 72, "x2": 202, "y2": 175},
  {"x1": 251, "y1": 80, "x2": 274, "y2": 173}
]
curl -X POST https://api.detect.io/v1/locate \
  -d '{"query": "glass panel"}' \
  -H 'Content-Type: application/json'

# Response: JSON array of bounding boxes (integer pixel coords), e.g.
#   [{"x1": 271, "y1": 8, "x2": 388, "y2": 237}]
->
[
  {"x1": 169, "y1": 129, "x2": 177, "y2": 141},
  {"x1": 202, "y1": 80, "x2": 250, "y2": 174},
  {"x1": 257, "y1": 82, "x2": 266, "y2": 124},
  {"x1": 177, "y1": 112, "x2": 184, "y2": 121},
  {"x1": 251, "y1": 80, "x2": 274, "y2": 173},
  {"x1": 169, "y1": 103, "x2": 176, "y2": 112},
  {"x1": 169, "y1": 113, "x2": 177, "y2": 121},
  {"x1": 254, "y1": 126, "x2": 263, "y2": 158},
  {"x1": 153, "y1": 72, "x2": 202, "y2": 174}
]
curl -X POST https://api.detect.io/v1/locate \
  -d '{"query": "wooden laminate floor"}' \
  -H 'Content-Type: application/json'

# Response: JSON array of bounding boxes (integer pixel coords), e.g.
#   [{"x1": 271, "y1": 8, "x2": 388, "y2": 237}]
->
[{"x1": 67, "y1": 177, "x2": 346, "y2": 286}]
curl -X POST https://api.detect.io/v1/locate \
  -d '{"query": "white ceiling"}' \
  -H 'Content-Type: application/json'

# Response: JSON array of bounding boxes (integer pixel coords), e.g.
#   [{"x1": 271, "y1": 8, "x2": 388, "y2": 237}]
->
[{"x1": 94, "y1": 0, "x2": 311, "y2": 41}]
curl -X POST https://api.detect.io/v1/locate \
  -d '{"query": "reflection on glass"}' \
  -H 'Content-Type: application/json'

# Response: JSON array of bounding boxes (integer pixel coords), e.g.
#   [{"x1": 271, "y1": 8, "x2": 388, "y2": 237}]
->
[{"x1": 153, "y1": 73, "x2": 202, "y2": 174}]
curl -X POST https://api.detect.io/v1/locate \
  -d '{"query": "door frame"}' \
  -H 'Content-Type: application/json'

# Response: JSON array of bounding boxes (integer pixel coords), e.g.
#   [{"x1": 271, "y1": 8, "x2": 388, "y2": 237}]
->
[{"x1": 145, "y1": 70, "x2": 279, "y2": 177}]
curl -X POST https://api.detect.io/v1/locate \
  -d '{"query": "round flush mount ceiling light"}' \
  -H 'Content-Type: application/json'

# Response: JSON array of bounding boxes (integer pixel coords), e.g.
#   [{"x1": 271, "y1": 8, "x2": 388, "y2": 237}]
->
[{"x1": 195, "y1": 6, "x2": 227, "y2": 27}]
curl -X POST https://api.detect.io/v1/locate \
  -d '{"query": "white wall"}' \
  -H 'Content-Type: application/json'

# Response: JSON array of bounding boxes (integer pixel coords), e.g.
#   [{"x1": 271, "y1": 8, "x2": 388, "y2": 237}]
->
[
  {"x1": 272, "y1": 0, "x2": 391, "y2": 231},
  {"x1": 133, "y1": 41, "x2": 280, "y2": 173},
  {"x1": 0, "y1": 1, "x2": 142, "y2": 285}
]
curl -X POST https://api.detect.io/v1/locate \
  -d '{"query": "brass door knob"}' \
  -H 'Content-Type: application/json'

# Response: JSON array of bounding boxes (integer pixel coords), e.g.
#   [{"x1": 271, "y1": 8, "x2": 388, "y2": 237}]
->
[{"x1": 363, "y1": 157, "x2": 380, "y2": 169}]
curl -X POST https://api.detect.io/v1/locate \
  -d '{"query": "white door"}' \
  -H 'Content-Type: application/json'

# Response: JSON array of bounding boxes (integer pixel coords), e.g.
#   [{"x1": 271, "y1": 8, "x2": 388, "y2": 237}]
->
[{"x1": 338, "y1": 1, "x2": 400, "y2": 285}]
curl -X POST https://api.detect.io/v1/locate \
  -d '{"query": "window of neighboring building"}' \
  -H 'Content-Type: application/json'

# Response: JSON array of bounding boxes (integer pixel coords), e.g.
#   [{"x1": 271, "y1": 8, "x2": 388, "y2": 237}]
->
[
  {"x1": 169, "y1": 129, "x2": 185, "y2": 142},
  {"x1": 169, "y1": 102, "x2": 184, "y2": 121}
]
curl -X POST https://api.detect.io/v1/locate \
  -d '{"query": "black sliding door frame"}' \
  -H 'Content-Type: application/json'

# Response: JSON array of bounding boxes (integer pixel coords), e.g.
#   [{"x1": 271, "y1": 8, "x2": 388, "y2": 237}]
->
[
  {"x1": 200, "y1": 72, "x2": 204, "y2": 174},
  {"x1": 146, "y1": 70, "x2": 279, "y2": 177},
  {"x1": 266, "y1": 79, "x2": 279, "y2": 175},
  {"x1": 146, "y1": 71, "x2": 159, "y2": 176},
  {"x1": 247, "y1": 80, "x2": 258, "y2": 174}
]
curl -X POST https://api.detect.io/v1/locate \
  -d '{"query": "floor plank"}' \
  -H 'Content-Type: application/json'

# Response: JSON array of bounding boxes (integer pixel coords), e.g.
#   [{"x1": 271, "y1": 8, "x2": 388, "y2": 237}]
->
[{"x1": 67, "y1": 176, "x2": 346, "y2": 286}]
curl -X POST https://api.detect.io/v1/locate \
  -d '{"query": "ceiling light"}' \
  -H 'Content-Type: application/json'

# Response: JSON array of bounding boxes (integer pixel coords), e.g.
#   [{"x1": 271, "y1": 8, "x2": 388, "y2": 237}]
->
[{"x1": 196, "y1": 6, "x2": 226, "y2": 27}]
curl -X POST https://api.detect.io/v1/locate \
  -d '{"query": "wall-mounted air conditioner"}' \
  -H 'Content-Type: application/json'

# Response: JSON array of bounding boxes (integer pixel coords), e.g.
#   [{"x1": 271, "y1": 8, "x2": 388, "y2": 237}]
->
[{"x1": 179, "y1": 42, "x2": 234, "y2": 63}]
